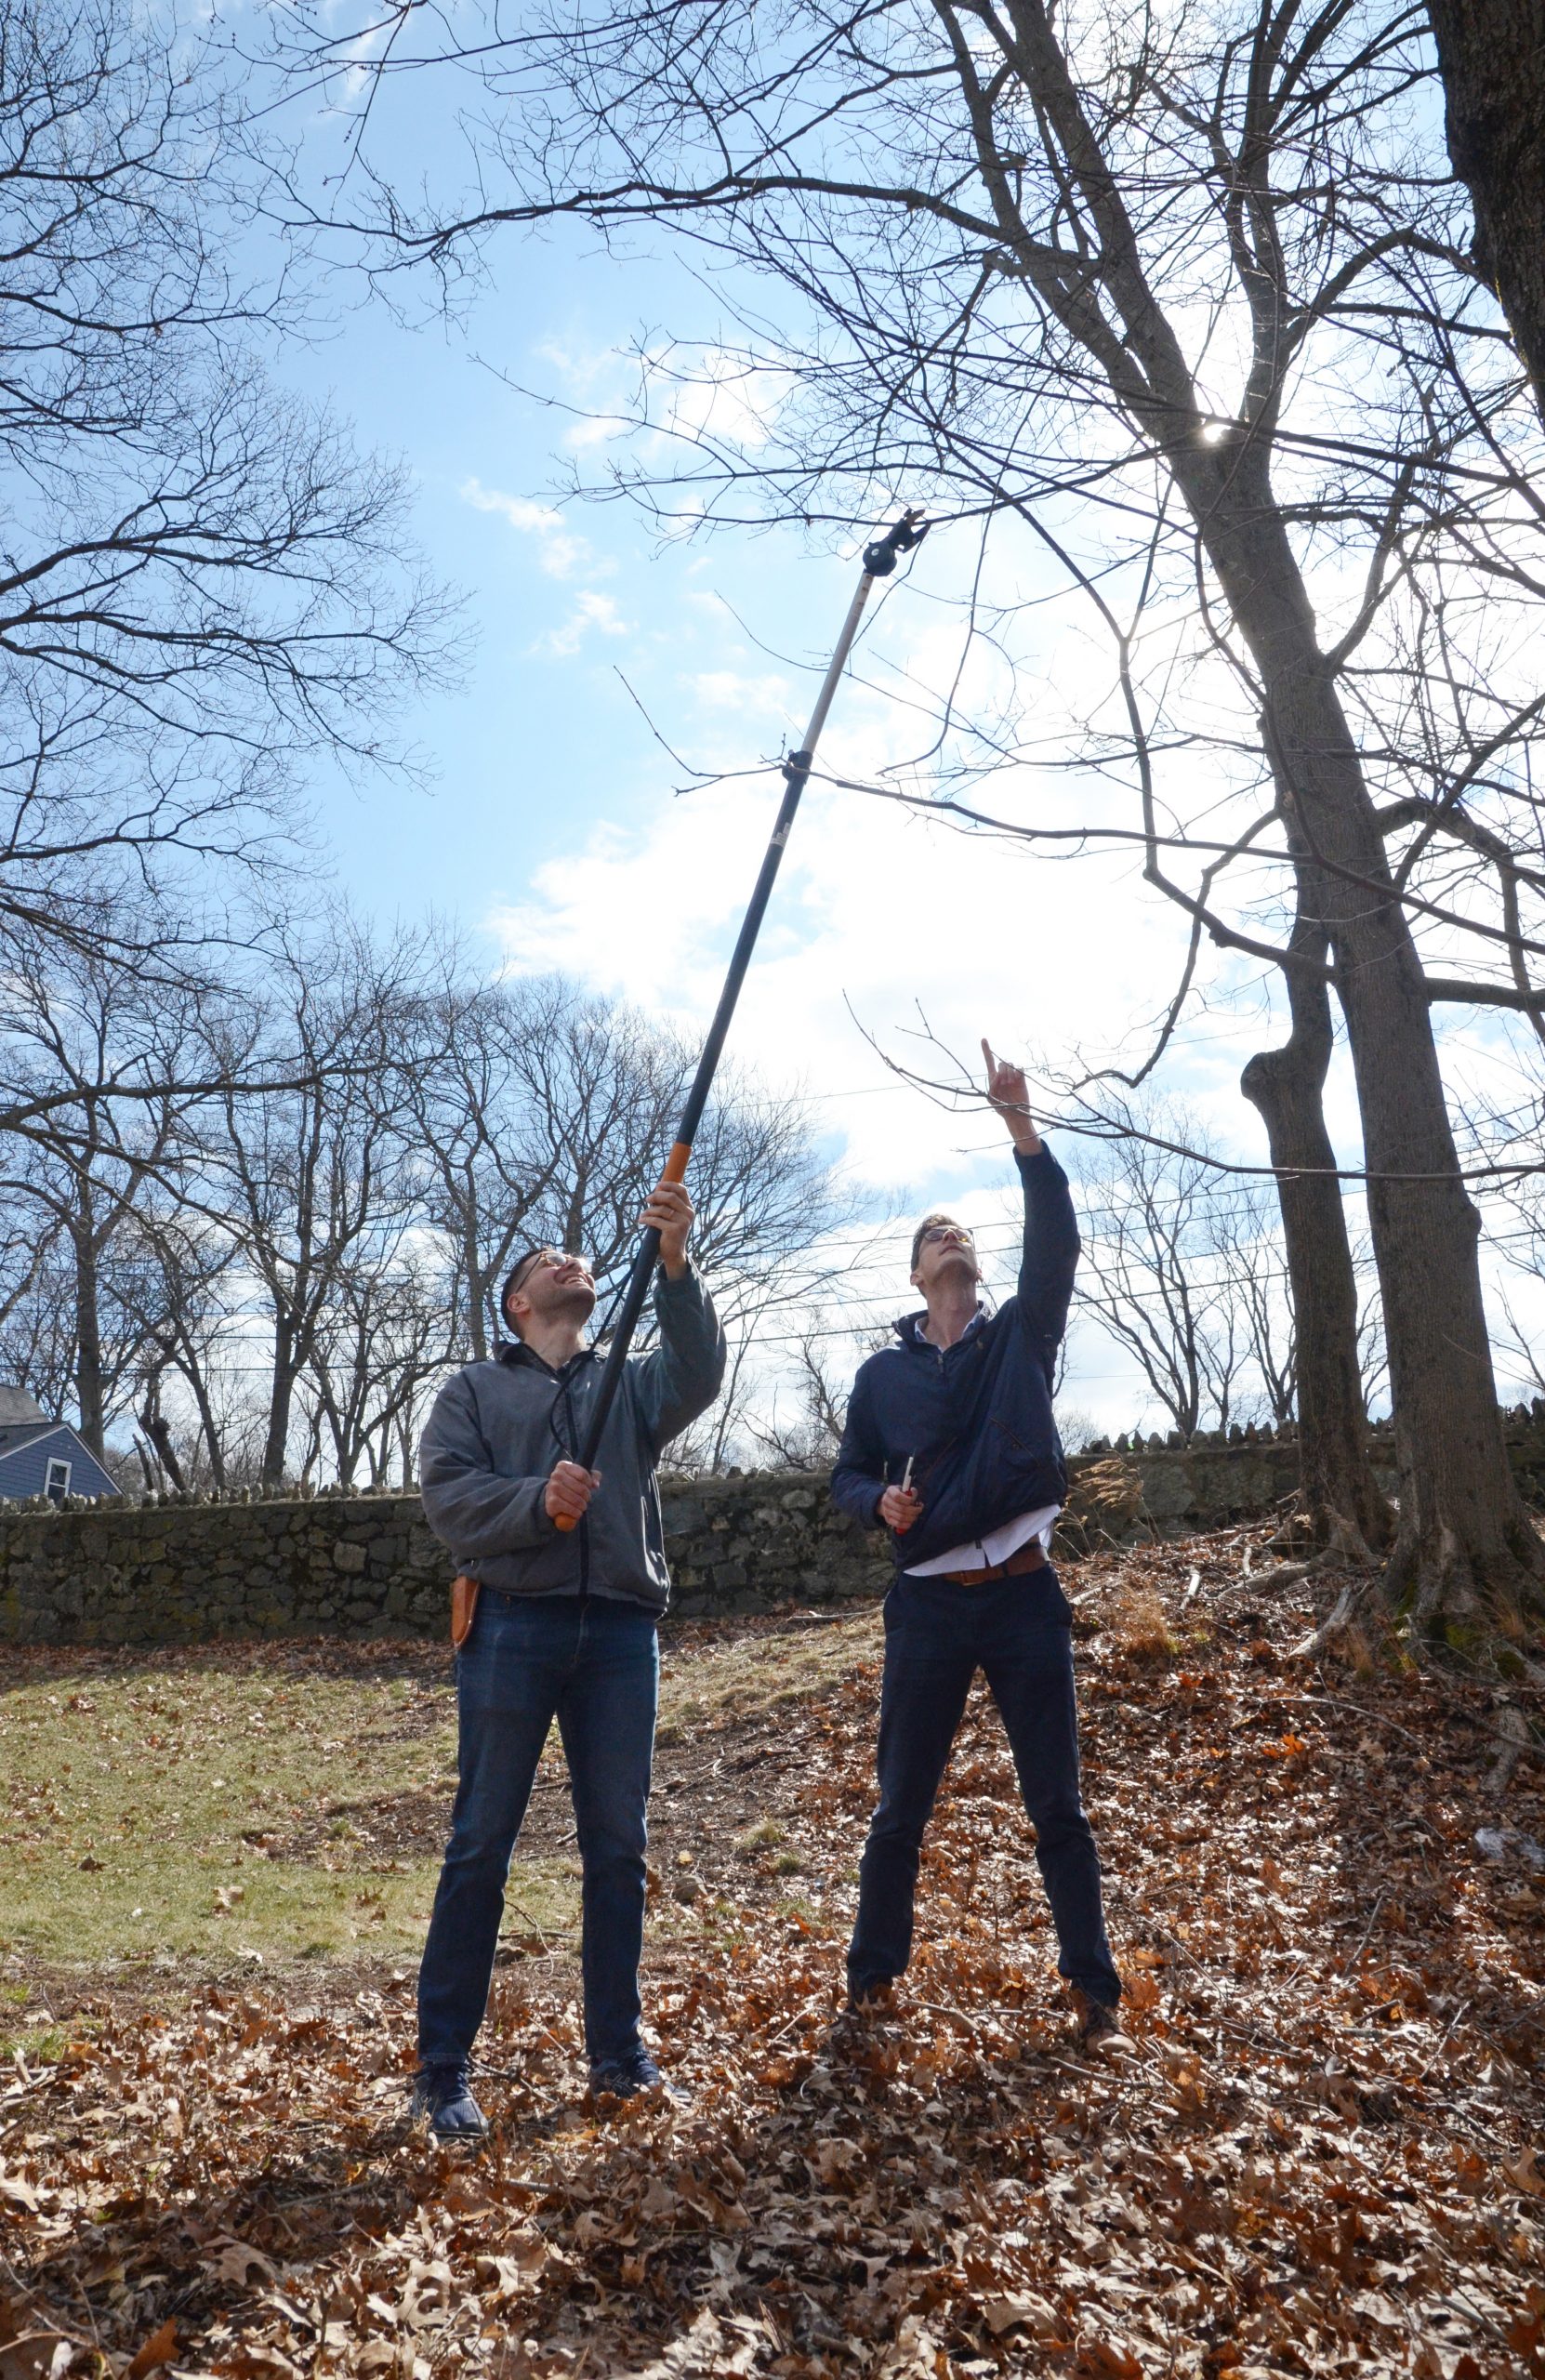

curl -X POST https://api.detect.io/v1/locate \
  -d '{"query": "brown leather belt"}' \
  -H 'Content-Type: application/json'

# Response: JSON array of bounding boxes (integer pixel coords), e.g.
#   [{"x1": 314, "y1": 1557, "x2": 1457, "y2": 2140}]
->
[{"x1": 933, "y1": 1540, "x2": 1049, "y2": 1588}]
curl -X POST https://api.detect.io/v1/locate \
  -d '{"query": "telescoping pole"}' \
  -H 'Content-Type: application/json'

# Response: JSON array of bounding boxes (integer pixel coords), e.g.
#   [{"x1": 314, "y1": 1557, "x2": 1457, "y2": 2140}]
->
[{"x1": 554, "y1": 507, "x2": 926, "y2": 1527}]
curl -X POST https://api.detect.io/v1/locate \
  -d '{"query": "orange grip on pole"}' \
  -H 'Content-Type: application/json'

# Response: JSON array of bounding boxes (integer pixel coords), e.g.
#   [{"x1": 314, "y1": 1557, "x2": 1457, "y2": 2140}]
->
[{"x1": 554, "y1": 1150, "x2": 687, "y2": 1533}]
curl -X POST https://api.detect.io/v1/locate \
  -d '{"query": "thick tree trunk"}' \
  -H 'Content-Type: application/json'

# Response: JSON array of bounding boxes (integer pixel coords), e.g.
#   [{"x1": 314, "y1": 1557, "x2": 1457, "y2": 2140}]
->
[
  {"x1": 464, "y1": 1219, "x2": 491, "y2": 1363},
  {"x1": 1241, "y1": 898, "x2": 1393, "y2": 1556},
  {"x1": 1191, "y1": 467, "x2": 1544, "y2": 1644},
  {"x1": 1427, "y1": 1, "x2": 1545, "y2": 425},
  {"x1": 186, "y1": 1367, "x2": 228, "y2": 1490},
  {"x1": 72, "y1": 1222, "x2": 106, "y2": 1458},
  {"x1": 261, "y1": 1317, "x2": 297, "y2": 1489}
]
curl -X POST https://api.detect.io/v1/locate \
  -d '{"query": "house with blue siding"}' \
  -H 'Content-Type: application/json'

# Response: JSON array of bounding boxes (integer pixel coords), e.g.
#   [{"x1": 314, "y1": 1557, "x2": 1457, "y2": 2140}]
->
[{"x1": 0, "y1": 1387, "x2": 120, "y2": 1502}]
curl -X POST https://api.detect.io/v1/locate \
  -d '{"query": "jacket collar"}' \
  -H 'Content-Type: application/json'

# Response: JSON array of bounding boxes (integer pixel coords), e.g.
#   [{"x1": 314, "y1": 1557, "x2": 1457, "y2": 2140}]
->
[
  {"x1": 894, "y1": 1304, "x2": 987, "y2": 1349},
  {"x1": 495, "y1": 1335, "x2": 597, "y2": 1381}
]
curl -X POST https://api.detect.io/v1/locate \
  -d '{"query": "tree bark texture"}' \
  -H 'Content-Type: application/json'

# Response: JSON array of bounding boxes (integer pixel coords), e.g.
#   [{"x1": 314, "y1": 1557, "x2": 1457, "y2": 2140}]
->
[
  {"x1": 1192, "y1": 455, "x2": 1543, "y2": 1637},
  {"x1": 72, "y1": 1217, "x2": 105, "y2": 1460},
  {"x1": 1240, "y1": 902, "x2": 1393, "y2": 1555},
  {"x1": 1428, "y1": 1, "x2": 1545, "y2": 422},
  {"x1": 261, "y1": 1317, "x2": 297, "y2": 1490}
]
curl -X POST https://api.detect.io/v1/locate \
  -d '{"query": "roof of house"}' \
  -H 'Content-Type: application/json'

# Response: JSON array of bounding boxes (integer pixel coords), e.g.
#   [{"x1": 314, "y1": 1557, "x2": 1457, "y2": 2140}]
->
[
  {"x1": 0, "y1": 1421, "x2": 56, "y2": 1456},
  {"x1": 0, "y1": 1410, "x2": 121, "y2": 1498},
  {"x1": 0, "y1": 1386, "x2": 47, "y2": 1428}
]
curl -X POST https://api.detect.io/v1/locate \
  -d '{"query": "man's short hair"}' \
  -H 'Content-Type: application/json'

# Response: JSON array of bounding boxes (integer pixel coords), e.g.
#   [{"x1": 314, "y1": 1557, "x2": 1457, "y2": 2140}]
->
[
  {"x1": 910, "y1": 1210, "x2": 971, "y2": 1272},
  {"x1": 499, "y1": 1247, "x2": 548, "y2": 1337}
]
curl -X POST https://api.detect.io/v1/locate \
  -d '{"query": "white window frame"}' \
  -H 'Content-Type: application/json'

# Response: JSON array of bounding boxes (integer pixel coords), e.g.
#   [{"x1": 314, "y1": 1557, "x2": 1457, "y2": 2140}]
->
[{"x1": 44, "y1": 1456, "x2": 72, "y2": 1502}]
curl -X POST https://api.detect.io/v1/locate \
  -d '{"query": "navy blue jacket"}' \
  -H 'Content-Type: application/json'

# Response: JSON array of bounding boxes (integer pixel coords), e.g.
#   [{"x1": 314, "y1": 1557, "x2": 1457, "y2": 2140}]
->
[{"x1": 831, "y1": 1146, "x2": 1078, "y2": 1570}]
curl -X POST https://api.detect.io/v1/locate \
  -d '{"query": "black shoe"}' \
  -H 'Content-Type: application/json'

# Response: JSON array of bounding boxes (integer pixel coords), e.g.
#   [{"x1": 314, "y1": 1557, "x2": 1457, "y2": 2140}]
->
[
  {"x1": 588, "y1": 2050, "x2": 689, "y2": 2108},
  {"x1": 409, "y1": 2066, "x2": 489, "y2": 2139},
  {"x1": 827, "y1": 1977, "x2": 896, "y2": 2059},
  {"x1": 1069, "y1": 1988, "x2": 1135, "y2": 2060}
]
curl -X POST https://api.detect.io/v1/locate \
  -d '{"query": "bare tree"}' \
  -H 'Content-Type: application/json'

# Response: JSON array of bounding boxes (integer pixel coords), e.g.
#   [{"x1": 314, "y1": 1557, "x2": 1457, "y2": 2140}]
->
[
  {"x1": 116, "y1": 1203, "x2": 253, "y2": 1490},
  {"x1": 743, "y1": 1334, "x2": 852, "y2": 1473},
  {"x1": 0, "y1": 929, "x2": 209, "y2": 1451},
  {"x1": 296, "y1": 1248, "x2": 451, "y2": 1490},
  {"x1": 0, "y1": 0, "x2": 454, "y2": 982},
  {"x1": 205, "y1": 914, "x2": 430, "y2": 1490},
  {"x1": 398, "y1": 964, "x2": 864, "y2": 1464},
  {"x1": 0, "y1": 1232, "x2": 76, "y2": 1426},
  {"x1": 290, "y1": 0, "x2": 1545, "y2": 1639},
  {"x1": 1208, "y1": 1196, "x2": 1297, "y2": 1435},
  {"x1": 396, "y1": 966, "x2": 571, "y2": 1364},
  {"x1": 1239, "y1": 895, "x2": 1391, "y2": 1550},
  {"x1": 1074, "y1": 1116, "x2": 1256, "y2": 1443}
]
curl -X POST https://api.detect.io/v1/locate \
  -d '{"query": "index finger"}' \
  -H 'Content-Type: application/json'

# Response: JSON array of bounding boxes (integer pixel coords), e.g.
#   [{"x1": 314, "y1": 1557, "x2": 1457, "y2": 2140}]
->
[{"x1": 981, "y1": 1037, "x2": 995, "y2": 1077}]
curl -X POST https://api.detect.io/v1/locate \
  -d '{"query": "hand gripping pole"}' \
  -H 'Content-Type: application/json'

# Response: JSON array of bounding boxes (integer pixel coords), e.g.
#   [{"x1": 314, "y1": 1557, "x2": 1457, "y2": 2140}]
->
[{"x1": 553, "y1": 507, "x2": 926, "y2": 1527}]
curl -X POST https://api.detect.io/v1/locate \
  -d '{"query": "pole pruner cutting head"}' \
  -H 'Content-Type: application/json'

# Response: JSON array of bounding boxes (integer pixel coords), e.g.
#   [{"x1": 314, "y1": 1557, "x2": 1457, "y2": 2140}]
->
[{"x1": 862, "y1": 507, "x2": 928, "y2": 578}]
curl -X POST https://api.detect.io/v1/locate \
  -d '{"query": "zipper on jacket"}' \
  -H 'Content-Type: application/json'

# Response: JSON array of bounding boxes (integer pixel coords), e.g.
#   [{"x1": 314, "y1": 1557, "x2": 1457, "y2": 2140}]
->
[{"x1": 559, "y1": 1373, "x2": 589, "y2": 1600}]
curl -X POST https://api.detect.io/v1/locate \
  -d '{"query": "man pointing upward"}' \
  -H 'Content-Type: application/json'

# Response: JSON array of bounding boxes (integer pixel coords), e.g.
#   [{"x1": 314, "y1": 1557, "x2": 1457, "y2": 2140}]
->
[{"x1": 831, "y1": 1041, "x2": 1128, "y2": 2055}]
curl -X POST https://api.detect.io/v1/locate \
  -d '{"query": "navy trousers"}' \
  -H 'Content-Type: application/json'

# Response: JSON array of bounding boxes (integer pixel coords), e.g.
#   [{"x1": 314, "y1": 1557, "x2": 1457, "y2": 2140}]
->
[{"x1": 847, "y1": 1566, "x2": 1120, "y2": 2005}]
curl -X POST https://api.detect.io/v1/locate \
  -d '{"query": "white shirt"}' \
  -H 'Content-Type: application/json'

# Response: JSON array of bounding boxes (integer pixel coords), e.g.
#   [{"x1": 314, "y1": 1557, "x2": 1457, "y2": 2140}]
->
[
  {"x1": 898, "y1": 1302, "x2": 1062, "y2": 1574},
  {"x1": 905, "y1": 1502, "x2": 1062, "y2": 1577}
]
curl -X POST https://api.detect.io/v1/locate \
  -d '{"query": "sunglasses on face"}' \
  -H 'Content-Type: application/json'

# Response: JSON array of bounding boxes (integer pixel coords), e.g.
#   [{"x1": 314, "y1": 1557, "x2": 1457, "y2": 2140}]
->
[{"x1": 919, "y1": 1226, "x2": 973, "y2": 1246}]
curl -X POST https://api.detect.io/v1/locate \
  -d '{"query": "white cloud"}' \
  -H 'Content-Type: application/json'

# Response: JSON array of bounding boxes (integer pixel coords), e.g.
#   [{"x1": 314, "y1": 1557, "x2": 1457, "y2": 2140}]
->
[
  {"x1": 530, "y1": 588, "x2": 632, "y2": 658},
  {"x1": 484, "y1": 751, "x2": 1207, "y2": 1431},
  {"x1": 654, "y1": 349, "x2": 793, "y2": 454},
  {"x1": 459, "y1": 480, "x2": 599, "y2": 580}
]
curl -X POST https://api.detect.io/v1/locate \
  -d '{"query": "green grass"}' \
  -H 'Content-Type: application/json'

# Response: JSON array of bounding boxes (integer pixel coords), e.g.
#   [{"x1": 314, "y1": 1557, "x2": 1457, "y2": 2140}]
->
[
  {"x1": 0, "y1": 1605, "x2": 882, "y2": 1977},
  {"x1": 0, "y1": 1653, "x2": 573, "y2": 1970},
  {"x1": 733, "y1": 1818, "x2": 788, "y2": 1857}
]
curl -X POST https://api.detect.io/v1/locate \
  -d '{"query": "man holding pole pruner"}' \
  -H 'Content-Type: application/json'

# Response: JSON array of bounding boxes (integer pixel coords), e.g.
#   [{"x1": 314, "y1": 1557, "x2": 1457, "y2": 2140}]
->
[
  {"x1": 831, "y1": 1041, "x2": 1129, "y2": 2056},
  {"x1": 411, "y1": 1173, "x2": 725, "y2": 2139}
]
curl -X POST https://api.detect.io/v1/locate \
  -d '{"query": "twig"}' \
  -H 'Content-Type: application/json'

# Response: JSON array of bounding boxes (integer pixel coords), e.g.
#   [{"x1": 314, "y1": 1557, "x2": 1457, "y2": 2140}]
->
[
  {"x1": 1346, "y1": 1892, "x2": 1390, "y2": 1970},
  {"x1": 1412, "y1": 2000, "x2": 1472, "y2": 2084},
  {"x1": 1288, "y1": 1692, "x2": 1429, "y2": 1751}
]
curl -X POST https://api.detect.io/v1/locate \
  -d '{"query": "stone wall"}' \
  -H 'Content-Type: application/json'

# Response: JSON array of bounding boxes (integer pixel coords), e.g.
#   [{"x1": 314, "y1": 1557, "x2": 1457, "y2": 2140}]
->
[
  {"x1": 5, "y1": 1407, "x2": 1545, "y2": 1646},
  {"x1": 0, "y1": 1473, "x2": 891, "y2": 1647}
]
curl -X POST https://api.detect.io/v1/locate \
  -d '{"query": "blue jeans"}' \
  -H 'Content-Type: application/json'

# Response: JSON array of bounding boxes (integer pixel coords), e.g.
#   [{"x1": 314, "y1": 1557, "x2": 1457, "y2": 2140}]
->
[
  {"x1": 417, "y1": 1593, "x2": 659, "y2": 2071},
  {"x1": 847, "y1": 1567, "x2": 1120, "y2": 2005}
]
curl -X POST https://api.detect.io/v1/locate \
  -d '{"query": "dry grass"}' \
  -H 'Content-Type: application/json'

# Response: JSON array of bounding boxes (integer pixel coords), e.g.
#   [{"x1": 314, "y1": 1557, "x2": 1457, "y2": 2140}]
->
[
  {"x1": 1101, "y1": 1580, "x2": 1180, "y2": 1659},
  {"x1": 656, "y1": 1603, "x2": 880, "y2": 1740}
]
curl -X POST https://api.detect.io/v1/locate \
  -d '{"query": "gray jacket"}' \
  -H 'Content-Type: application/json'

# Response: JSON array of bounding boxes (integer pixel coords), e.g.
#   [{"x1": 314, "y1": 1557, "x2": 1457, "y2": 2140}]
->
[{"x1": 418, "y1": 1264, "x2": 726, "y2": 1613}]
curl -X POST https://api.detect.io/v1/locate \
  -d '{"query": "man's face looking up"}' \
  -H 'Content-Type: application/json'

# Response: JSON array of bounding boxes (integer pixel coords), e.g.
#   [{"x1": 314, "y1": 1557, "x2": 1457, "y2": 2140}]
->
[
  {"x1": 910, "y1": 1219, "x2": 980, "y2": 1296},
  {"x1": 504, "y1": 1249, "x2": 598, "y2": 1338}
]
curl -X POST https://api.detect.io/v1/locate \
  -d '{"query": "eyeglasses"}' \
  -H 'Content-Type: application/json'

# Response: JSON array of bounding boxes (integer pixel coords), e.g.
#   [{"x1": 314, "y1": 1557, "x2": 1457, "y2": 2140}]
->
[
  {"x1": 919, "y1": 1225, "x2": 973, "y2": 1246},
  {"x1": 509, "y1": 1248, "x2": 593, "y2": 1295}
]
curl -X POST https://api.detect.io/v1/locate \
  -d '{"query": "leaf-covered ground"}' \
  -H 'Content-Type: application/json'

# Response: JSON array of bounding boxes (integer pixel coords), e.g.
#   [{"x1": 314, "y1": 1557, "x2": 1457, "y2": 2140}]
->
[{"x1": 2, "y1": 1527, "x2": 1542, "y2": 2380}]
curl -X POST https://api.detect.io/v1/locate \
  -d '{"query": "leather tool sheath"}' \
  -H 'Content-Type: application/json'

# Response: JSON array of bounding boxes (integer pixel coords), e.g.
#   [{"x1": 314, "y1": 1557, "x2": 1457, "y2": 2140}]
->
[{"x1": 450, "y1": 1573, "x2": 482, "y2": 1647}]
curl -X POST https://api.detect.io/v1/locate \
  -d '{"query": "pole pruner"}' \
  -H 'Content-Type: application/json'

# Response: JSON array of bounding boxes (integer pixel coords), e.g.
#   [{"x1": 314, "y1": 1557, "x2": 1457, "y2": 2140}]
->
[{"x1": 554, "y1": 505, "x2": 927, "y2": 1524}]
